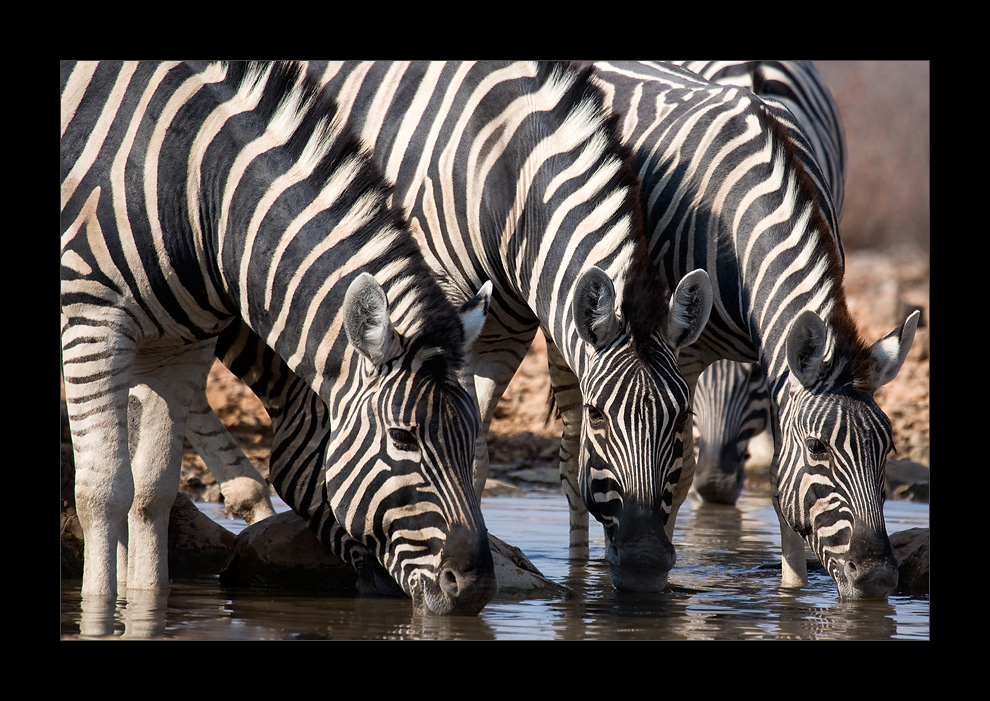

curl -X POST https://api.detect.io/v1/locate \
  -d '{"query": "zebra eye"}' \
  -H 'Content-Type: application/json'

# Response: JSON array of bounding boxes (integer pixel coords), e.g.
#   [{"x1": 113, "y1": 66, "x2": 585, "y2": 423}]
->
[
  {"x1": 586, "y1": 405, "x2": 607, "y2": 430},
  {"x1": 388, "y1": 428, "x2": 418, "y2": 451},
  {"x1": 675, "y1": 409, "x2": 692, "y2": 433},
  {"x1": 805, "y1": 437, "x2": 828, "y2": 460}
]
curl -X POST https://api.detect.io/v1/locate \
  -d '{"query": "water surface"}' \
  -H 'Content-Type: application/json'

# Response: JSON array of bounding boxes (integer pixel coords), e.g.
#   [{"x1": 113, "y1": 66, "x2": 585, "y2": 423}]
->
[{"x1": 60, "y1": 488, "x2": 929, "y2": 640}]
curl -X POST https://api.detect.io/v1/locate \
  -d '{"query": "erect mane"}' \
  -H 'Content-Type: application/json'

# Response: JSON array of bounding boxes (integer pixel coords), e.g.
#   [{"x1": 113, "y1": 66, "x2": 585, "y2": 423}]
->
[
  {"x1": 538, "y1": 61, "x2": 670, "y2": 360},
  {"x1": 754, "y1": 99, "x2": 872, "y2": 391}
]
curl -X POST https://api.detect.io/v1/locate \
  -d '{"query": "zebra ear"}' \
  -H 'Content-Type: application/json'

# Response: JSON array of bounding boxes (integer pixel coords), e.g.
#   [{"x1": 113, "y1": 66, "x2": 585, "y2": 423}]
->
[
  {"x1": 458, "y1": 281, "x2": 493, "y2": 351},
  {"x1": 867, "y1": 309, "x2": 919, "y2": 391},
  {"x1": 666, "y1": 269, "x2": 712, "y2": 349},
  {"x1": 786, "y1": 310, "x2": 828, "y2": 389},
  {"x1": 343, "y1": 272, "x2": 401, "y2": 368},
  {"x1": 574, "y1": 266, "x2": 622, "y2": 351}
]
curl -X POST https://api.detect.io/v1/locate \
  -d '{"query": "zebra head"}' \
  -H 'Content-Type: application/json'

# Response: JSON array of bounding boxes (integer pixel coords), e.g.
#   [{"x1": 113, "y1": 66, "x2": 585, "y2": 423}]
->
[
  {"x1": 324, "y1": 273, "x2": 497, "y2": 615},
  {"x1": 774, "y1": 308, "x2": 920, "y2": 600},
  {"x1": 574, "y1": 266, "x2": 712, "y2": 592},
  {"x1": 692, "y1": 360, "x2": 771, "y2": 505}
]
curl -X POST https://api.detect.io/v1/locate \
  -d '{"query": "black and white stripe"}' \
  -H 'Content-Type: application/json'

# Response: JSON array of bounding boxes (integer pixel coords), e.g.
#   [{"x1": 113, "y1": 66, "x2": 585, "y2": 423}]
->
[
  {"x1": 204, "y1": 61, "x2": 712, "y2": 593},
  {"x1": 672, "y1": 61, "x2": 847, "y2": 215},
  {"x1": 60, "y1": 60, "x2": 496, "y2": 615},
  {"x1": 690, "y1": 359, "x2": 770, "y2": 504},
  {"x1": 583, "y1": 61, "x2": 918, "y2": 600},
  {"x1": 675, "y1": 61, "x2": 846, "y2": 506}
]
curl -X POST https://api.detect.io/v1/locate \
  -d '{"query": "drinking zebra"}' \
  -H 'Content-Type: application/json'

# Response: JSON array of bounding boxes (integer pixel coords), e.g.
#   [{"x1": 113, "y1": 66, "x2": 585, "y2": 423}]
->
[
  {"x1": 60, "y1": 60, "x2": 497, "y2": 615},
  {"x1": 572, "y1": 61, "x2": 918, "y2": 599},
  {"x1": 690, "y1": 359, "x2": 770, "y2": 504},
  {"x1": 190, "y1": 61, "x2": 713, "y2": 593}
]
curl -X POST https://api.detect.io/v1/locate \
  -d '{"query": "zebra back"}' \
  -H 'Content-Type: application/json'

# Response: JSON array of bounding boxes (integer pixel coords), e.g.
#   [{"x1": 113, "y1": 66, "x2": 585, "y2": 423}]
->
[{"x1": 672, "y1": 61, "x2": 846, "y2": 216}]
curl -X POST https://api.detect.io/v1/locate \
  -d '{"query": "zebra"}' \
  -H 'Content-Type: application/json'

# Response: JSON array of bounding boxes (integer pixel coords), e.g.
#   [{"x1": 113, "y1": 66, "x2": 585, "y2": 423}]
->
[
  {"x1": 567, "y1": 61, "x2": 919, "y2": 600},
  {"x1": 674, "y1": 61, "x2": 846, "y2": 505},
  {"x1": 60, "y1": 60, "x2": 497, "y2": 615},
  {"x1": 187, "y1": 61, "x2": 714, "y2": 594},
  {"x1": 690, "y1": 359, "x2": 770, "y2": 504}
]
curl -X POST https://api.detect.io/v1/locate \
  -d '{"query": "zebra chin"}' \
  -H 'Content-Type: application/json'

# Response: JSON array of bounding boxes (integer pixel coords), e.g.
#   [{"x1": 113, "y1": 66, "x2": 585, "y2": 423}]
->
[
  {"x1": 824, "y1": 530, "x2": 899, "y2": 601},
  {"x1": 407, "y1": 526, "x2": 497, "y2": 615},
  {"x1": 604, "y1": 507, "x2": 676, "y2": 592}
]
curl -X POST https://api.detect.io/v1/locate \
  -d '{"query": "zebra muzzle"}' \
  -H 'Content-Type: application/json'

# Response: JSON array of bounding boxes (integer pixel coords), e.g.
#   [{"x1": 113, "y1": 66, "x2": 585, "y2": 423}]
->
[
  {"x1": 410, "y1": 526, "x2": 497, "y2": 615},
  {"x1": 831, "y1": 530, "x2": 899, "y2": 600},
  {"x1": 606, "y1": 507, "x2": 676, "y2": 593}
]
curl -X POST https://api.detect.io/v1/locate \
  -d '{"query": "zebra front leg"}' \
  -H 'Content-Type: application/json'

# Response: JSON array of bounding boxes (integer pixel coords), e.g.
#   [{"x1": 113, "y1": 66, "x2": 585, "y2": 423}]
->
[
  {"x1": 665, "y1": 416, "x2": 696, "y2": 543},
  {"x1": 126, "y1": 340, "x2": 216, "y2": 591},
  {"x1": 546, "y1": 340, "x2": 589, "y2": 559},
  {"x1": 62, "y1": 317, "x2": 135, "y2": 598},
  {"x1": 185, "y1": 387, "x2": 277, "y2": 524},
  {"x1": 467, "y1": 326, "x2": 538, "y2": 497},
  {"x1": 460, "y1": 368, "x2": 491, "y2": 498},
  {"x1": 665, "y1": 357, "x2": 707, "y2": 541},
  {"x1": 778, "y1": 518, "x2": 809, "y2": 587}
]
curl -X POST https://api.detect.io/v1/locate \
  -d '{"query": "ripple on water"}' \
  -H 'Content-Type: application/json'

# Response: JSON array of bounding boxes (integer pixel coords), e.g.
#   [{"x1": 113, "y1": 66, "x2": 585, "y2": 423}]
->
[{"x1": 61, "y1": 488, "x2": 928, "y2": 640}]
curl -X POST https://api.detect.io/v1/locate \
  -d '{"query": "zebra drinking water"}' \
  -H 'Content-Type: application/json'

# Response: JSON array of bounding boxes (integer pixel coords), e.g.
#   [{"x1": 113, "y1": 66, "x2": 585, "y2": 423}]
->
[
  {"x1": 574, "y1": 61, "x2": 918, "y2": 599},
  {"x1": 690, "y1": 359, "x2": 771, "y2": 504},
  {"x1": 189, "y1": 61, "x2": 713, "y2": 593},
  {"x1": 60, "y1": 60, "x2": 497, "y2": 615},
  {"x1": 316, "y1": 61, "x2": 719, "y2": 592},
  {"x1": 673, "y1": 61, "x2": 847, "y2": 505}
]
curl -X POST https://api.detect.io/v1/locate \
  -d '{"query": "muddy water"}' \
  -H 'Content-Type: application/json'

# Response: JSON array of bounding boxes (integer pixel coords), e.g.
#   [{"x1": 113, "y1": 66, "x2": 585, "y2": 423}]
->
[{"x1": 60, "y1": 488, "x2": 929, "y2": 640}]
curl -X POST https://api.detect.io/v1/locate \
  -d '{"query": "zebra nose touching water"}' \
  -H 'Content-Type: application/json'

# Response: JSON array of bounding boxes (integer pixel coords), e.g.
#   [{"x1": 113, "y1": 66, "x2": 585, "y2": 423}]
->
[
  {"x1": 60, "y1": 60, "x2": 497, "y2": 616},
  {"x1": 691, "y1": 360, "x2": 770, "y2": 505}
]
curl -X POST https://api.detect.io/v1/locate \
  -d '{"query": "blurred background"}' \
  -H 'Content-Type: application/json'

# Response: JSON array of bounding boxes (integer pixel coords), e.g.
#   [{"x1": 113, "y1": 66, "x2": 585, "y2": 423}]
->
[{"x1": 815, "y1": 61, "x2": 929, "y2": 259}]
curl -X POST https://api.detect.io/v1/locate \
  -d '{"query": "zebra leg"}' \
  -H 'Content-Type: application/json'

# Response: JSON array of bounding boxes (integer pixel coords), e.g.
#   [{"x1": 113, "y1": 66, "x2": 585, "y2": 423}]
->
[
  {"x1": 125, "y1": 339, "x2": 216, "y2": 591},
  {"x1": 466, "y1": 325, "x2": 538, "y2": 497},
  {"x1": 63, "y1": 322, "x2": 135, "y2": 598},
  {"x1": 545, "y1": 340, "x2": 589, "y2": 559},
  {"x1": 184, "y1": 387, "x2": 277, "y2": 525},
  {"x1": 665, "y1": 357, "x2": 707, "y2": 542},
  {"x1": 778, "y1": 509, "x2": 809, "y2": 587}
]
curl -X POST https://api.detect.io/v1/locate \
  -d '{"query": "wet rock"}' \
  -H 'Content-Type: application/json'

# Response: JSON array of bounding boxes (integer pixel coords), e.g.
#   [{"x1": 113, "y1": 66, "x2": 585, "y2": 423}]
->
[
  {"x1": 489, "y1": 535, "x2": 570, "y2": 598},
  {"x1": 890, "y1": 527, "x2": 929, "y2": 596},
  {"x1": 218, "y1": 510, "x2": 357, "y2": 592},
  {"x1": 218, "y1": 508, "x2": 569, "y2": 599},
  {"x1": 483, "y1": 478, "x2": 526, "y2": 497},
  {"x1": 168, "y1": 492, "x2": 236, "y2": 576},
  {"x1": 886, "y1": 459, "x2": 930, "y2": 503}
]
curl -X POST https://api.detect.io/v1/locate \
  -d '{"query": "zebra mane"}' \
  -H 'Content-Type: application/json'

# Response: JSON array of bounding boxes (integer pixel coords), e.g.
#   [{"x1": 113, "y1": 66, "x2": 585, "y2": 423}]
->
[
  {"x1": 217, "y1": 61, "x2": 470, "y2": 377},
  {"x1": 539, "y1": 61, "x2": 670, "y2": 360},
  {"x1": 754, "y1": 100, "x2": 873, "y2": 392}
]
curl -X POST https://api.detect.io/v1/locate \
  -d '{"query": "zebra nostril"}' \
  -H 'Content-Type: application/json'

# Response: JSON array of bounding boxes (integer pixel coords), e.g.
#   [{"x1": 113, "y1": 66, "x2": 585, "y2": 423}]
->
[{"x1": 439, "y1": 567, "x2": 461, "y2": 597}]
